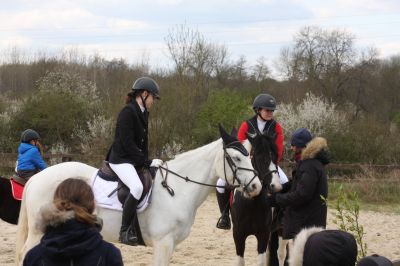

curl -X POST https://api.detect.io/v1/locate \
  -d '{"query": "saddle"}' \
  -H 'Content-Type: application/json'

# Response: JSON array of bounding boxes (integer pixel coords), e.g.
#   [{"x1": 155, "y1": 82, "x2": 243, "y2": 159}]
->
[
  {"x1": 97, "y1": 161, "x2": 155, "y2": 203},
  {"x1": 10, "y1": 175, "x2": 27, "y2": 201}
]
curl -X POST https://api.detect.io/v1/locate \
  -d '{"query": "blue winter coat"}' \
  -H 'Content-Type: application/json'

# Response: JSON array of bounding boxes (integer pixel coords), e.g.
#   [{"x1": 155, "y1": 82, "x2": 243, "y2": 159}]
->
[
  {"x1": 17, "y1": 143, "x2": 47, "y2": 171},
  {"x1": 23, "y1": 205, "x2": 123, "y2": 266}
]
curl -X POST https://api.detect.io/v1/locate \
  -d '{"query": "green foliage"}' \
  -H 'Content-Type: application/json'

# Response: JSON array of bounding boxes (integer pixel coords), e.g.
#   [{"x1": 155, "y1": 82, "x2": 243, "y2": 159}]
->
[
  {"x1": 331, "y1": 185, "x2": 367, "y2": 260},
  {"x1": 9, "y1": 71, "x2": 97, "y2": 150},
  {"x1": 392, "y1": 112, "x2": 400, "y2": 126},
  {"x1": 192, "y1": 89, "x2": 253, "y2": 145},
  {"x1": 327, "y1": 116, "x2": 400, "y2": 164}
]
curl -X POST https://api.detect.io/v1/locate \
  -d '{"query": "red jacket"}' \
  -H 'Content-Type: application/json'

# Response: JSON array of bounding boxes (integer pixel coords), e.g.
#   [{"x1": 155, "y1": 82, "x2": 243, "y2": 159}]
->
[{"x1": 237, "y1": 117, "x2": 284, "y2": 163}]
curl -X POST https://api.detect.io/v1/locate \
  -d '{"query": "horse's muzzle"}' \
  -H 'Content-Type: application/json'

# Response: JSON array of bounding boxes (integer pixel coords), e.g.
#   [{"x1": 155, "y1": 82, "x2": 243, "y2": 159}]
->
[{"x1": 244, "y1": 181, "x2": 262, "y2": 198}]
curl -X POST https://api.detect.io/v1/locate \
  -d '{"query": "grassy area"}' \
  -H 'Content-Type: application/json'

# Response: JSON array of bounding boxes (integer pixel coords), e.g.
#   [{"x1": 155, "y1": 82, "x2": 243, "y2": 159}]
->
[{"x1": 328, "y1": 169, "x2": 400, "y2": 214}]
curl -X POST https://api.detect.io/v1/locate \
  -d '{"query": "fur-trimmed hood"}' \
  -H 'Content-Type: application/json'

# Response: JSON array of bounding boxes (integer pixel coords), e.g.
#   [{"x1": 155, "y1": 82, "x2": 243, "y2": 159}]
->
[
  {"x1": 36, "y1": 203, "x2": 75, "y2": 233},
  {"x1": 301, "y1": 137, "x2": 328, "y2": 161}
]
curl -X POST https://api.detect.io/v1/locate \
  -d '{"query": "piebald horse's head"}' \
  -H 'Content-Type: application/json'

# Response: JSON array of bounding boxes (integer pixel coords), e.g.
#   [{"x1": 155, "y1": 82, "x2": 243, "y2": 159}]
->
[
  {"x1": 213, "y1": 125, "x2": 262, "y2": 198},
  {"x1": 246, "y1": 130, "x2": 282, "y2": 193}
]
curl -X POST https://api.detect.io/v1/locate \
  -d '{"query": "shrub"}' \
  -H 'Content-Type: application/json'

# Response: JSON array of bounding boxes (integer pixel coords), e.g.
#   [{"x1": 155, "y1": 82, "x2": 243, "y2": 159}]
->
[
  {"x1": 9, "y1": 71, "x2": 99, "y2": 151},
  {"x1": 192, "y1": 89, "x2": 252, "y2": 145},
  {"x1": 331, "y1": 186, "x2": 367, "y2": 260},
  {"x1": 276, "y1": 92, "x2": 347, "y2": 137}
]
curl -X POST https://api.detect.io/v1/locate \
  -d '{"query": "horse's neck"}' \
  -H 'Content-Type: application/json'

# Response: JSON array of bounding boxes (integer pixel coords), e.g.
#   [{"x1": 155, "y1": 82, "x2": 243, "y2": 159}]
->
[{"x1": 163, "y1": 139, "x2": 221, "y2": 206}]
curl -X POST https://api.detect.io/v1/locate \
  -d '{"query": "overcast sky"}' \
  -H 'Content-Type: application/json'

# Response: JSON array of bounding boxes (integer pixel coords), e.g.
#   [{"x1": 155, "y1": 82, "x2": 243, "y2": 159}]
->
[{"x1": 1, "y1": 0, "x2": 400, "y2": 73}]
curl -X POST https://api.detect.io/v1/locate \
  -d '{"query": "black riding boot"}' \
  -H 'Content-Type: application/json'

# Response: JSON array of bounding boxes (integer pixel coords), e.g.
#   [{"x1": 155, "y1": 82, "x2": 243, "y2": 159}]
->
[
  {"x1": 119, "y1": 194, "x2": 139, "y2": 246},
  {"x1": 216, "y1": 190, "x2": 231, "y2": 230}
]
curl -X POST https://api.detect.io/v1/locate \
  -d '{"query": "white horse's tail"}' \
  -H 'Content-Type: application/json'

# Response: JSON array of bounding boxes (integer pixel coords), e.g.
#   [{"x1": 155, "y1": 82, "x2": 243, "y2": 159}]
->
[{"x1": 15, "y1": 185, "x2": 29, "y2": 266}]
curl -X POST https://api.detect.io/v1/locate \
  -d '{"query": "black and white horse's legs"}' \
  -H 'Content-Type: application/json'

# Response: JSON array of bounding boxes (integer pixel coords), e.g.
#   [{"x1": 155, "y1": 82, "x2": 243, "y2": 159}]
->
[
  {"x1": 233, "y1": 230, "x2": 246, "y2": 266},
  {"x1": 256, "y1": 233, "x2": 269, "y2": 266}
]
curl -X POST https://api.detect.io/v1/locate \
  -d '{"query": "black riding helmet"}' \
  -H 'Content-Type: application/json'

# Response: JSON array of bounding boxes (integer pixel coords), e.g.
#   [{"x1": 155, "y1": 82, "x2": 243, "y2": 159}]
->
[
  {"x1": 132, "y1": 77, "x2": 160, "y2": 99},
  {"x1": 252, "y1": 94, "x2": 276, "y2": 111},
  {"x1": 21, "y1": 129, "x2": 40, "y2": 143}
]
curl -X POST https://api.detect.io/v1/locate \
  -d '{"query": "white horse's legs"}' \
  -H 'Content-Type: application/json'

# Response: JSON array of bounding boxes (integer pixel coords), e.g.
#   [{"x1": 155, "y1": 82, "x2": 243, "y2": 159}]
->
[
  {"x1": 277, "y1": 237, "x2": 289, "y2": 266},
  {"x1": 152, "y1": 236, "x2": 175, "y2": 266},
  {"x1": 235, "y1": 256, "x2": 245, "y2": 266},
  {"x1": 257, "y1": 252, "x2": 267, "y2": 266},
  {"x1": 18, "y1": 232, "x2": 42, "y2": 265}
]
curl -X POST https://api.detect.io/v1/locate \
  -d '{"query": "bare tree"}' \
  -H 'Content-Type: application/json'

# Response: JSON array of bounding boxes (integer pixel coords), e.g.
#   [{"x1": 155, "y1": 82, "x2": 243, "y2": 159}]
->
[{"x1": 278, "y1": 26, "x2": 358, "y2": 101}]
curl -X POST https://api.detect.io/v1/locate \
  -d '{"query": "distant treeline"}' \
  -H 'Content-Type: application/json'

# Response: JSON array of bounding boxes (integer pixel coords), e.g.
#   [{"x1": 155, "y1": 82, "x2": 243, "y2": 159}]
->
[{"x1": 0, "y1": 25, "x2": 399, "y2": 164}]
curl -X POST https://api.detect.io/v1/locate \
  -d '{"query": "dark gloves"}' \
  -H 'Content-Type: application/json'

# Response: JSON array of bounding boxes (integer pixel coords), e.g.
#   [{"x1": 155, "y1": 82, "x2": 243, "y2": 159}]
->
[
  {"x1": 267, "y1": 193, "x2": 278, "y2": 207},
  {"x1": 281, "y1": 180, "x2": 292, "y2": 193}
]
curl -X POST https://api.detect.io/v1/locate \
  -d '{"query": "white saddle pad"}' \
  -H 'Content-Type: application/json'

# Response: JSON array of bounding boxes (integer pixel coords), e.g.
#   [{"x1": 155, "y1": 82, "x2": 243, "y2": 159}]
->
[{"x1": 90, "y1": 173, "x2": 152, "y2": 213}]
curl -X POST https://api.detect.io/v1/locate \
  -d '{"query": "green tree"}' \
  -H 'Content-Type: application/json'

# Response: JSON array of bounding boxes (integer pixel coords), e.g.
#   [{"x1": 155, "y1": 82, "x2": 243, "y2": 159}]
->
[
  {"x1": 192, "y1": 89, "x2": 252, "y2": 145},
  {"x1": 10, "y1": 71, "x2": 98, "y2": 150}
]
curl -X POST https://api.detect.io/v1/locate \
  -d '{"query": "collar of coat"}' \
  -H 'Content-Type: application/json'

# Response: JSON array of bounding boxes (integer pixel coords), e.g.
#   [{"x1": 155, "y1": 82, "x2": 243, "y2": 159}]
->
[
  {"x1": 301, "y1": 137, "x2": 328, "y2": 160},
  {"x1": 35, "y1": 203, "x2": 75, "y2": 233}
]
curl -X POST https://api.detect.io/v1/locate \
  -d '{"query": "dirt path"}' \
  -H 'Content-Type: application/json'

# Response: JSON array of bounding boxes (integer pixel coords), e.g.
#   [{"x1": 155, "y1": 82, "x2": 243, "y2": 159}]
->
[{"x1": 2, "y1": 195, "x2": 399, "y2": 265}]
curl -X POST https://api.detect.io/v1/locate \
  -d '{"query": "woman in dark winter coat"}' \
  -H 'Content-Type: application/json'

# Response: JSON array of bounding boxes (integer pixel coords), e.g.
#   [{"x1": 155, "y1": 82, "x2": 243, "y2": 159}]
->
[
  {"x1": 106, "y1": 77, "x2": 163, "y2": 246},
  {"x1": 23, "y1": 178, "x2": 123, "y2": 266},
  {"x1": 273, "y1": 128, "x2": 329, "y2": 240},
  {"x1": 289, "y1": 227, "x2": 357, "y2": 266}
]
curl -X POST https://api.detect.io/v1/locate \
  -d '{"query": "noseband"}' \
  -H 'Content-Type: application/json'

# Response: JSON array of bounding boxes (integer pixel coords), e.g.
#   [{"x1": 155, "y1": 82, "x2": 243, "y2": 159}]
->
[{"x1": 223, "y1": 144, "x2": 259, "y2": 192}]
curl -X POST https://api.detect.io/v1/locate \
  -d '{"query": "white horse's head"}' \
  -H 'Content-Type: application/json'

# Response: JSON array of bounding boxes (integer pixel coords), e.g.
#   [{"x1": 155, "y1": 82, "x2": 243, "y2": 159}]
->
[{"x1": 212, "y1": 125, "x2": 262, "y2": 198}]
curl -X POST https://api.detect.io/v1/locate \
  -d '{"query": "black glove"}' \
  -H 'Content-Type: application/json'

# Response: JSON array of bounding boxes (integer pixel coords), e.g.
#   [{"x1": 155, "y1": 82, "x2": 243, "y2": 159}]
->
[{"x1": 267, "y1": 193, "x2": 278, "y2": 207}]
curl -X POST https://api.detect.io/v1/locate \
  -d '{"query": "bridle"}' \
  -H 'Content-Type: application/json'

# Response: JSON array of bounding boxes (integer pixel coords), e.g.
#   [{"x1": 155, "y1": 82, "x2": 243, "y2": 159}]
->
[
  {"x1": 157, "y1": 143, "x2": 259, "y2": 196},
  {"x1": 222, "y1": 143, "x2": 259, "y2": 192}
]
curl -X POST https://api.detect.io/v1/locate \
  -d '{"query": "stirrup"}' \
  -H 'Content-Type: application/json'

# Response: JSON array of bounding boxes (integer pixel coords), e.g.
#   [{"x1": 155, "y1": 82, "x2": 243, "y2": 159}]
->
[
  {"x1": 119, "y1": 229, "x2": 139, "y2": 246},
  {"x1": 216, "y1": 214, "x2": 231, "y2": 230}
]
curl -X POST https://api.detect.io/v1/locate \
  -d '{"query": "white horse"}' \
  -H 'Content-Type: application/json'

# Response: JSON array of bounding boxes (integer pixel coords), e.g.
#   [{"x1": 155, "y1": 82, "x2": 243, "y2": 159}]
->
[{"x1": 15, "y1": 131, "x2": 262, "y2": 265}]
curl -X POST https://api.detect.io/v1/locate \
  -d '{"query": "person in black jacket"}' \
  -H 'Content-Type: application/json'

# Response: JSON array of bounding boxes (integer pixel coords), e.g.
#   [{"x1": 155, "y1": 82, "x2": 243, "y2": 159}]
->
[
  {"x1": 289, "y1": 227, "x2": 357, "y2": 266},
  {"x1": 272, "y1": 128, "x2": 329, "y2": 240},
  {"x1": 23, "y1": 178, "x2": 123, "y2": 266},
  {"x1": 106, "y1": 77, "x2": 163, "y2": 246}
]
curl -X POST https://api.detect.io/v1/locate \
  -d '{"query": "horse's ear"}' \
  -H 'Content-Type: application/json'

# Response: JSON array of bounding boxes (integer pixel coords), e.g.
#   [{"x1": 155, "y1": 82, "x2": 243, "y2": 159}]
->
[
  {"x1": 230, "y1": 127, "x2": 238, "y2": 138},
  {"x1": 242, "y1": 139, "x2": 252, "y2": 154},
  {"x1": 219, "y1": 124, "x2": 230, "y2": 145}
]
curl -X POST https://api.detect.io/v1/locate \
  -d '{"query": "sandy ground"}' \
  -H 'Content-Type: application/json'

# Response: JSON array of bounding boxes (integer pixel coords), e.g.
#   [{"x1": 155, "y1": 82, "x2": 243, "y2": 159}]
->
[{"x1": 1, "y1": 195, "x2": 399, "y2": 265}]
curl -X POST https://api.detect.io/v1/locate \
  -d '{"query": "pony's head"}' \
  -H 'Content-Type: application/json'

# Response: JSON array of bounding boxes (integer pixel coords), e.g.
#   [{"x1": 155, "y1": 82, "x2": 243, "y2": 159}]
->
[
  {"x1": 213, "y1": 125, "x2": 262, "y2": 198},
  {"x1": 246, "y1": 130, "x2": 282, "y2": 193}
]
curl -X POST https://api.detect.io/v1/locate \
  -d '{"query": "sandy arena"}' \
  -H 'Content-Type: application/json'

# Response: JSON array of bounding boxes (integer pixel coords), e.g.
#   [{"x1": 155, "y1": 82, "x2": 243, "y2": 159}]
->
[{"x1": 1, "y1": 195, "x2": 399, "y2": 265}]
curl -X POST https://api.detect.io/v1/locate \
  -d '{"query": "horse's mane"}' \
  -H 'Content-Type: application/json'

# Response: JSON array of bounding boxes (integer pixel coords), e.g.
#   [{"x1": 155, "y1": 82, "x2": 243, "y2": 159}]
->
[
  {"x1": 250, "y1": 134, "x2": 277, "y2": 183},
  {"x1": 169, "y1": 139, "x2": 221, "y2": 162}
]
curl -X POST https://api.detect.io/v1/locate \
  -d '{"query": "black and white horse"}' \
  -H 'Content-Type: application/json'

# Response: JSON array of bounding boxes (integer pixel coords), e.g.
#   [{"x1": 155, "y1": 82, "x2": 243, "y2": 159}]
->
[
  {"x1": 0, "y1": 175, "x2": 21, "y2": 224},
  {"x1": 231, "y1": 132, "x2": 283, "y2": 266}
]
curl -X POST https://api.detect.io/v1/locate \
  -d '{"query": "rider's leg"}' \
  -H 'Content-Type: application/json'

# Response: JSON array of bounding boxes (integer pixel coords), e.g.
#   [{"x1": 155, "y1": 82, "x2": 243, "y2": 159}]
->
[
  {"x1": 109, "y1": 163, "x2": 143, "y2": 246},
  {"x1": 216, "y1": 178, "x2": 231, "y2": 230}
]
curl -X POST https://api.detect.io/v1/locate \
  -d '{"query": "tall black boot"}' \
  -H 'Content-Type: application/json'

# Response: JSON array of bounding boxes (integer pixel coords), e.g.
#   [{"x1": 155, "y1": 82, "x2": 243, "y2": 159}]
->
[
  {"x1": 216, "y1": 190, "x2": 231, "y2": 230},
  {"x1": 119, "y1": 194, "x2": 139, "y2": 246}
]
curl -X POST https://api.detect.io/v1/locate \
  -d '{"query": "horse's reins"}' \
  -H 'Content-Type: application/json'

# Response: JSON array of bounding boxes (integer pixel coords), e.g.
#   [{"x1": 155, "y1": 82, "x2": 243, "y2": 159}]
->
[{"x1": 158, "y1": 144, "x2": 258, "y2": 196}]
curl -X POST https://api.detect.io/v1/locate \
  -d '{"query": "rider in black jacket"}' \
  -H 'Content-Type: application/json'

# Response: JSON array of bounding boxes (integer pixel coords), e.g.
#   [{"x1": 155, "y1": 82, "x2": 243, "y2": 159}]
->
[{"x1": 106, "y1": 77, "x2": 163, "y2": 246}]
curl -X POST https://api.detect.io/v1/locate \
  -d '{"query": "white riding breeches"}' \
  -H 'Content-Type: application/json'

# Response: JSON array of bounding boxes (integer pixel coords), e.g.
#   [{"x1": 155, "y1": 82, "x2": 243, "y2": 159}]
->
[
  {"x1": 216, "y1": 166, "x2": 288, "y2": 194},
  {"x1": 216, "y1": 178, "x2": 226, "y2": 193},
  {"x1": 109, "y1": 163, "x2": 143, "y2": 200}
]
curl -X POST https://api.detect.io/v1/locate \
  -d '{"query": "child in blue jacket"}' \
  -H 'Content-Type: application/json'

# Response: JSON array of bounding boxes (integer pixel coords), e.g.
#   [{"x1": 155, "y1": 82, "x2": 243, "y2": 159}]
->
[{"x1": 16, "y1": 129, "x2": 47, "y2": 179}]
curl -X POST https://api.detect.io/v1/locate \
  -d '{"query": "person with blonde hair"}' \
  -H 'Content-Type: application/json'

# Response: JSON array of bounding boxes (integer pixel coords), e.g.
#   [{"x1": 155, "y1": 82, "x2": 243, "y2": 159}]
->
[{"x1": 23, "y1": 178, "x2": 123, "y2": 266}]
